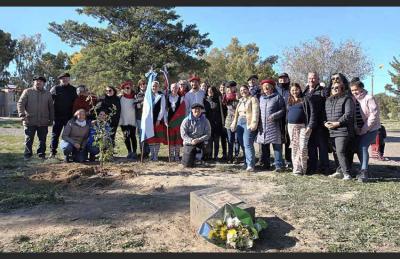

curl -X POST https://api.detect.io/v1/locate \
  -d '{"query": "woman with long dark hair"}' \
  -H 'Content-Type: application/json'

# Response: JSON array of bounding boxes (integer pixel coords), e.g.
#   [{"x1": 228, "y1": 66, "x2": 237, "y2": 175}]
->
[
  {"x1": 95, "y1": 86, "x2": 121, "y2": 146},
  {"x1": 287, "y1": 83, "x2": 316, "y2": 175}
]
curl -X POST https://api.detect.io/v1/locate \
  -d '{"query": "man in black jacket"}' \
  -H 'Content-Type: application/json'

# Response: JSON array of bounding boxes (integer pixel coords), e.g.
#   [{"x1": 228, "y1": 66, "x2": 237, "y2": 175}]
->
[
  {"x1": 49, "y1": 72, "x2": 77, "y2": 158},
  {"x1": 303, "y1": 72, "x2": 330, "y2": 174}
]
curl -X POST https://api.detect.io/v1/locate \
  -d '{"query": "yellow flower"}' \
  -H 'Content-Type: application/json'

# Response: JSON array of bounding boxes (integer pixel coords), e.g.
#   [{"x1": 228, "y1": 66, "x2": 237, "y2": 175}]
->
[
  {"x1": 208, "y1": 230, "x2": 216, "y2": 239},
  {"x1": 227, "y1": 229, "x2": 237, "y2": 237}
]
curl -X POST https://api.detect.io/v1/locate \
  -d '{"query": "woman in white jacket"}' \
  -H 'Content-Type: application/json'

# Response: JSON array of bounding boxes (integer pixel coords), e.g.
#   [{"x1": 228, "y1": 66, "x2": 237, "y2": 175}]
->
[{"x1": 119, "y1": 81, "x2": 137, "y2": 160}]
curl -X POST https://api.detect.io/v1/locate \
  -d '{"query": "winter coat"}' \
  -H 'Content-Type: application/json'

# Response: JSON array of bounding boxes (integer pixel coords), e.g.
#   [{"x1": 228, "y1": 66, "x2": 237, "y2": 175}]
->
[
  {"x1": 86, "y1": 121, "x2": 112, "y2": 148},
  {"x1": 204, "y1": 95, "x2": 224, "y2": 136},
  {"x1": 352, "y1": 89, "x2": 380, "y2": 135},
  {"x1": 95, "y1": 95, "x2": 121, "y2": 127},
  {"x1": 133, "y1": 90, "x2": 145, "y2": 120},
  {"x1": 231, "y1": 96, "x2": 260, "y2": 132},
  {"x1": 62, "y1": 119, "x2": 90, "y2": 148},
  {"x1": 50, "y1": 84, "x2": 77, "y2": 121},
  {"x1": 224, "y1": 95, "x2": 239, "y2": 131},
  {"x1": 72, "y1": 95, "x2": 97, "y2": 115},
  {"x1": 303, "y1": 84, "x2": 328, "y2": 127},
  {"x1": 325, "y1": 93, "x2": 355, "y2": 138},
  {"x1": 256, "y1": 92, "x2": 286, "y2": 144},
  {"x1": 184, "y1": 89, "x2": 206, "y2": 115},
  {"x1": 180, "y1": 113, "x2": 211, "y2": 145},
  {"x1": 17, "y1": 87, "x2": 54, "y2": 127},
  {"x1": 119, "y1": 95, "x2": 136, "y2": 126}
]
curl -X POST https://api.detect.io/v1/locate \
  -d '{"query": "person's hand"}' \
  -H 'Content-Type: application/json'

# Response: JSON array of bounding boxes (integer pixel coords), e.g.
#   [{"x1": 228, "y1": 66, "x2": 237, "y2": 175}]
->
[
  {"x1": 324, "y1": 121, "x2": 332, "y2": 129},
  {"x1": 230, "y1": 126, "x2": 235, "y2": 132},
  {"x1": 156, "y1": 120, "x2": 160, "y2": 126},
  {"x1": 305, "y1": 127, "x2": 312, "y2": 135},
  {"x1": 330, "y1": 122, "x2": 340, "y2": 129},
  {"x1": 249, "y1": 125, "x2": 257, "y2": 132},
  {"x1": 191, "y1": 139, "x2": 199, "y2": 145},
  {"x1": 267, "y1": 116, "x2": 273, "y2": 122},
  {"x1": 164, "y1": 121, "x2": 169, "y2": 127},
  {"x1": 74, "y1": 143, "x2": 81, "y2": 149}
]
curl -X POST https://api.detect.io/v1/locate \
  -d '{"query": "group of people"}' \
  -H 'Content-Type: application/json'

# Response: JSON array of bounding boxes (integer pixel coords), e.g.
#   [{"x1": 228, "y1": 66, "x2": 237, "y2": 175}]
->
[{"x1": 17, "y1": 70, "x2": 383, "y2": 183}]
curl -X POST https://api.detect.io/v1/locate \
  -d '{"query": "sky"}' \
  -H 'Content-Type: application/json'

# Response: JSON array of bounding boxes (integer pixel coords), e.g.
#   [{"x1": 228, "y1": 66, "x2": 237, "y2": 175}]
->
[{"x1": 1, "y1": 6, "x2": 399, "y2": 94}]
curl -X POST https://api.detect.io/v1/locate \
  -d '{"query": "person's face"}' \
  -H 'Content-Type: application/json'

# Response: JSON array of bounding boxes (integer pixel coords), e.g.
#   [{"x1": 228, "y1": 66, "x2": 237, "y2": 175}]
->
[
  {"x1": 331, "y1": 82, "x2": 344, "y2": 96},
  {"x1": 307, "y1": 73, "x2": 319, "y2": 87},
  {"x1": 290, "y1": 86, "x2": 301, "y2": 98},
  {"x1": 152, "y1": 83, "x2": 159, "y2": 93},
  {"x1": 351, "y1": 85, "x2": 362, "y2": 97},
  {"x1": 219, "y1": 85, "x2": 225, "y2": 94},
  {"x1": 171, "y1": 84, "x2": 178, "y2": 95},
  {"x1": 33, "y1": 79, "x2": 45, "y2": 89},
  {"x1": 240, "y1": 86, "x2": 249, "y2": 97},
  {"x1": 262, "y1": 83, "x2": 274, "y2": 95},
  {"x1": 98, "y1": 111, "x2": 106, "y2": 121},
  {"x1": 179, "y1": 83, "x2": 186, "y2": 92},
  {"x1": 200, "y1": 83, "x2": 207, "y2": 92},
  {"x1": 192, "y1": 107, "x2": 202, "y2": 118},
  {"x1": 278, "y1": 77, "x2": 289, "y2": 84},
  {"x1": 79, "y1": 88, "x2": 88, "y2": 96},
  {"x1": 331, "y1": 74, "x2": 343, "y2": 85},
  {"x1": 76, "y1": 110, "x2": 86, "y2": 121},
  {"x1": 139, "y1": 82, "x2": 146, "y2": 91},
  {"x1": 190, "y1": 80, "x2": 199, "y2": 90},
  {"x1": 122, "y1": 84, "x2": 132, "y2": 94},
  {"x1": 59, "y1": 77, "x2": 70, "y2": 86},
  {"x1": 207, "y1": 87, "x2": 213, "y2": 97},
  {"x1": 248, "y1": 78, "x2": 258, "y2": 87},
  {"x1": 105, "y1": 87, "x2": 114, "y2": 96}
]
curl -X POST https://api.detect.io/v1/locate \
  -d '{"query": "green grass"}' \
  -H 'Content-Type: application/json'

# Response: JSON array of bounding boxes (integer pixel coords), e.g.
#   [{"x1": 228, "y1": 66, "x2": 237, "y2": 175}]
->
[
  {"x1": 381, "y1": 120, "x2": 400, "y2": 131},
  {"x1": 0, "y1": 119, "x2": 23, "y2": 129},
  {"x1": 258, "y1": 173, "x2": 400, "y2": 252}
]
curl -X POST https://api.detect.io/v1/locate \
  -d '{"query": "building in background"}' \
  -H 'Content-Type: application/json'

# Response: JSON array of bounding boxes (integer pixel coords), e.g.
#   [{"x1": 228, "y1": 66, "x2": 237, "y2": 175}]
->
[{"x1": 0, "y1": 85, "x2": 19, "y2": 117}]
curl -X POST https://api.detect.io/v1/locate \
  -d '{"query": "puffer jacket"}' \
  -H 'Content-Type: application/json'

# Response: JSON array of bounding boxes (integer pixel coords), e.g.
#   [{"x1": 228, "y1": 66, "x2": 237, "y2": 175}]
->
[
  {"x1": 256, "y1": 92, "x2": 286, "y2": 144},
  {"x1": 325, "y1": 94, "x2": 355, "y2": 137},
  {"x1": 231, "y1": 96, "x2": 260, "y2": 132},
  {"x1": 17, "y1": 87, "x2": 54, "y2": 127},
  {"x1": 62, "y1": 119, "x2": 90, "y2": 147},
  {"x1": 352, "y1": 89, "x2": 380, "y2": 135}
]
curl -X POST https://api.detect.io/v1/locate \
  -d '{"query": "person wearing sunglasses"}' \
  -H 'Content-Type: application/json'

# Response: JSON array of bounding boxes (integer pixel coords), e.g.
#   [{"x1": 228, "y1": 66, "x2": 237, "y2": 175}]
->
[
  {"x1": 302, "y1": 71, "x2": 330, "y2": 175},
  {"x1": 119, "y1": 81, "x2": 138, "y2": 160},
  {"x1": 324, "y1": 75, "x2": 355, "y2": 180},
  {"x1": 95, "y1": 86, "x2": 121, "y2": 146}
]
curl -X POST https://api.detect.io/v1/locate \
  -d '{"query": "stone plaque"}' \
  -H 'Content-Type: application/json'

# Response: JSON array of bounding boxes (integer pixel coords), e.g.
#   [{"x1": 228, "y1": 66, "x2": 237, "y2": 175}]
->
[{"x1": 190, "y1": 187, "x2": 255, "y2": 231}]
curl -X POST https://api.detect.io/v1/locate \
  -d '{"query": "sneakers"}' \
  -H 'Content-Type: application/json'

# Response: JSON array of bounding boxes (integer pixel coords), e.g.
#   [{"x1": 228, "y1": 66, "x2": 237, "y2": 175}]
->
[
  {"x1": 23, "y1": 155, "x2": 31, "y2": 161},
  {"x1": 343, "y1": 173, "x2": 352, "y2": 181},
  {"x1": 328, "y1": 171, "x2": 343, "y2": 179},
  {"x1": 246, "y1": 167, "x2": 255, "y2": 172},
  {"x1": 48, "y1": 153, "x2": 57, "y2": 159},
  {"x1": 293, "y1": 171, "x2": 302, "y2": 176},
  {"x1": 356, "y1": 170, "x2": 369, "y2": 183},
  {"x1": 274, "y1": 168, "x2": 283, "y2": 173}
]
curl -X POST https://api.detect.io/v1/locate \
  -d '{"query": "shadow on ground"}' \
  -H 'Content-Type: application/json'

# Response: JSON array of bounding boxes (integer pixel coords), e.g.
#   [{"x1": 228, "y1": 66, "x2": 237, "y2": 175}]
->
[{"x1": 254, "y1": 216, "x2": 298, "y2": 251}]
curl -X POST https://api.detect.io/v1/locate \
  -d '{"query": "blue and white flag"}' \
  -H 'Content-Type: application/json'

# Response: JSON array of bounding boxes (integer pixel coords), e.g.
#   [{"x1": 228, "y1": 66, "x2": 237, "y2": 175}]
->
[{"x1": 140, "y1": 69, "x2": 158, "y2": 142}]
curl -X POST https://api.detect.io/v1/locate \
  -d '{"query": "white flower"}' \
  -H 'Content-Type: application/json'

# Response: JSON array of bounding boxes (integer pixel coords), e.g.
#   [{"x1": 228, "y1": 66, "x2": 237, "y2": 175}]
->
[
  {"x1": 226, "y1": 217, "x2": 234, "y2": 228},
  {"x1": 246, "y1": 239, "x2": 253, "y2": 248},
  {"x1": 232, "y1": 217, "x2": 240, "y2": 227}
]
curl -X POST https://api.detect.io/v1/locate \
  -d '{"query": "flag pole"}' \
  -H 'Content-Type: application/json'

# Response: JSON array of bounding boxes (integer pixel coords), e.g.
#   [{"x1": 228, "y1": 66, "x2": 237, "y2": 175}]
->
[
  {"x1": 161, "y1": 65, "x2": 171, "y2": 163},
  {"x1": 140, "y1": 140, "x2": 145, "y2": 163}
]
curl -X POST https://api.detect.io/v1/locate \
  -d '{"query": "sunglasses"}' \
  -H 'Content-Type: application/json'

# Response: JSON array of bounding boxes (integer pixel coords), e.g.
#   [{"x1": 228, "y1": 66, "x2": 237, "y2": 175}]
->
[
  {"x1": 105, "y1": 89, "x2": 113, "y2": 93},
  {"x1": 331, "y1": 76, "x2": 341, "y2": 81},
  {"x1": 332, "y1": 86, "x2": 341, "y2": 90}
]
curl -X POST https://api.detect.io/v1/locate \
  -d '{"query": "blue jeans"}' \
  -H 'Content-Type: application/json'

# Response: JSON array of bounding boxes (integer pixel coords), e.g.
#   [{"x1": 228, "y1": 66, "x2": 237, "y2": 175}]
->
[
  {"x1": 261, "y1": 143, "x2": 284, "y2": 169},
  {"x1": 236, "y1": 117, "x2": 257, "y2": 168},
  {"x1": 227, "y1": 129, "x2": 240, "y2": 160},
  {"x1": 357, "y1": 130, "x2": 378, "y2": 170},
  {"x1": 60, "y1": 140, "x2": 87, "y2": 162}
]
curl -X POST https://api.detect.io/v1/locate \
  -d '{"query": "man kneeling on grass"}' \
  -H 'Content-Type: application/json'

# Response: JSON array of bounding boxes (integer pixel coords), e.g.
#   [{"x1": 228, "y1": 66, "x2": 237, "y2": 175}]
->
[{"x1": 180, "y1": 103, "x2": 211, "y2": 167}]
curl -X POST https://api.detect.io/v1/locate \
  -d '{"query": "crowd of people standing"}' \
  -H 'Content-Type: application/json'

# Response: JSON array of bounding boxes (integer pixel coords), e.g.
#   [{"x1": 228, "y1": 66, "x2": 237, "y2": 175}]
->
[{"x1": 17, "y1": 70, "x2": 383, "y2": 183}]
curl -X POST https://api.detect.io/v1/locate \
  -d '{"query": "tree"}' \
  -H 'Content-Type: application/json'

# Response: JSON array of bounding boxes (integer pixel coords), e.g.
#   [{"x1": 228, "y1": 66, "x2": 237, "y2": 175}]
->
[
  {"x1": 49, "y1": 7, "x2": 212, "y2": 93},
  {"x1": 281, "y1": 36, "x2": 373, "y2": 85},
  {"x1": 12, "y1": 34, "x2": 45, "y2": 88},
  {"x1": 385, "y1": 56, "x2": 400, "y2": 97},
  {"x1": 0, "y1": 29, "x2": 17, "y2": 86},
  {"x1": 202, "y1": 37, "x2": 278, "y2": 86},
  {"x1": 374, "y1": 93, "x2": 399, "y2": 120},
  {"x1": 36, "y1": 51, "x2": 71, "y2": 87}
]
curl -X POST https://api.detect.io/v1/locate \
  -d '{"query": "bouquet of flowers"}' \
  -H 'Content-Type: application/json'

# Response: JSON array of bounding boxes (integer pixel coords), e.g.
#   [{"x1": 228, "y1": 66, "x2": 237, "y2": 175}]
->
[{"x1": 198, "y1": 203, "x2": 267, "y2": 250}]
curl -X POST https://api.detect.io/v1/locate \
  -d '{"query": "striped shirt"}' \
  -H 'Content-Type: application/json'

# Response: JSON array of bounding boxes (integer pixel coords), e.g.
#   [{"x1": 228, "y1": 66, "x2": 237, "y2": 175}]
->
[{"x1": 354, "y1": 100, "x2": 364, "y2": 129}]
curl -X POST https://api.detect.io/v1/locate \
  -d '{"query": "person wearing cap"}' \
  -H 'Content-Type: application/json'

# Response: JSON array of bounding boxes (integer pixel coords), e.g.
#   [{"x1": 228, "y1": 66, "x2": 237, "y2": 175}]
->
[
  {"x1": 256, "y1": 79, "x2": 286, "y2": 172},
  {"x1": 223, "y1": 80, "x2": 241, "y2": 163},
  {"x1": 180, "y1": 102, "x2": 211, "y2": 167},
  {"x1": 303, "y1": 71, "x2": 330, "y2": 175},
  {"x1": 72, "y1": 85, "x2": 97, "y2": 120},
  {"x1": 276, "y1": 72, "x2": 292, "y2": 169},
  {"x1": 17, "y1": 76, "x2": 54, "y2": 160},
  {"x1": 247, "y1": 74, "x2": 261, "y2": 98},
  {"x1": 184, "y1": 76, "x2": 206, "y2": 116},
  {"x1": 230, "y1": 85, "x2": 260, "y2": 172},
  {"x1": 49, "y1": 72, "x2": 77, "y2": 158}
]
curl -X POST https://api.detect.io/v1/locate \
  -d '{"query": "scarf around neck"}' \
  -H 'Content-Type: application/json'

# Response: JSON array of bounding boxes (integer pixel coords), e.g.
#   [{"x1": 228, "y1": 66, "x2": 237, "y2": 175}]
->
[{"x1": 76, "y1": 119, "x2": 87, "y2": 127}]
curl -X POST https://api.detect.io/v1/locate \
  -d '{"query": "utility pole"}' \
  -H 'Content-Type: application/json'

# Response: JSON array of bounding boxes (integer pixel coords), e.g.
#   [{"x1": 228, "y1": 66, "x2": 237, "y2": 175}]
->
[{"x1": 371, "y1": 74, "x2": 374, "y2": 96}]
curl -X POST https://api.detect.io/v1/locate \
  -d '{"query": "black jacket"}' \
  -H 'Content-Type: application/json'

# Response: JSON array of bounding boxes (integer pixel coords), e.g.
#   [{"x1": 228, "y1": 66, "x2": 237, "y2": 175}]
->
[
  {"x1": 95, "y1": 95, "x2": 121, "y2": 127},
  {"x1": 204, "y1": 95, "x2": 224, "y2": 135},
  {"x1": 325, "y1": 94, "x2": 355, "y2": 137},
  {"x1": 50, "y1": 84, "x2": 77, "y2": 121},
  {"x1": 303, "y1": 84, "x2": 329, "y2": 127}
]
